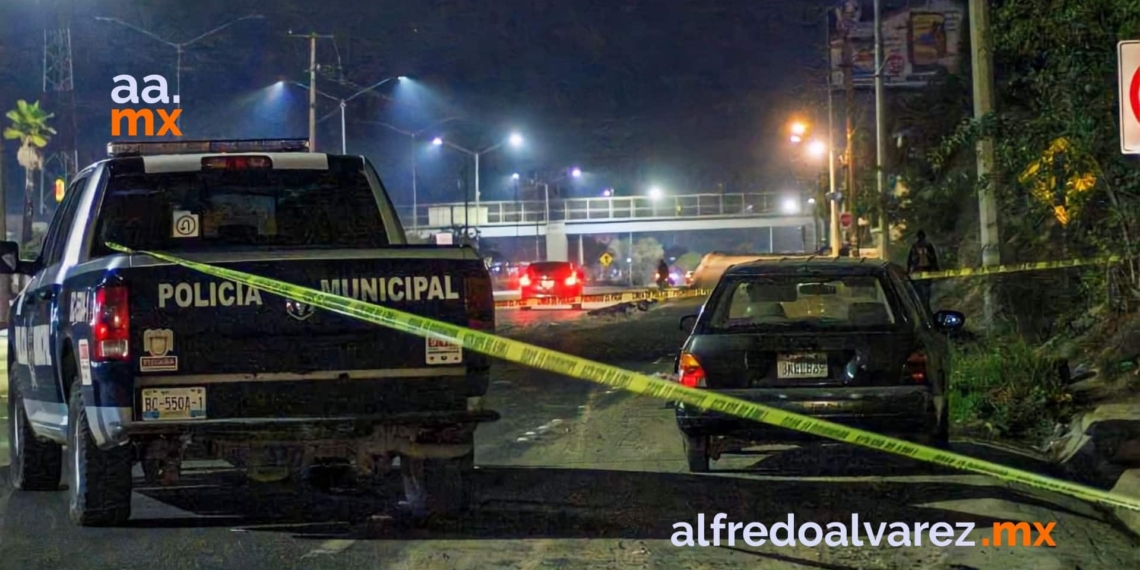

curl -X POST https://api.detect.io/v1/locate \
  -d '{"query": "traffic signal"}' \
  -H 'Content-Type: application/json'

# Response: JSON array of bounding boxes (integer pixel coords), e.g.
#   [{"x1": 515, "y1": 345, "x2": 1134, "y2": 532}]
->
[{"x1": 54, "y1": 178, "x2": 66, "y2": 202}]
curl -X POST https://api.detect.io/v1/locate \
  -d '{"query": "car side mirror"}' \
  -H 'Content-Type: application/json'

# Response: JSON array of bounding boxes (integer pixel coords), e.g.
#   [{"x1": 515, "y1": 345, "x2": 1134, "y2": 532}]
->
[
  {"x1": 934, "y1": 310, "x2": 965, "y2": 330},
  {"x1": 680, "y1": 314, "x2": 698, "y2": 334},
  {"x1": 0, "y1": 241, "x2": 20, "y2": 275}
]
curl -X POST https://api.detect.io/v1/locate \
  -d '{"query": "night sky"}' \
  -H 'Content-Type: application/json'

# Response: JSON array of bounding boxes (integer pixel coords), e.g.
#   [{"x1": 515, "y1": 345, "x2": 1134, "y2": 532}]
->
[{"x1": 1, "y1": 0, "x2": 840, "y2": 217}]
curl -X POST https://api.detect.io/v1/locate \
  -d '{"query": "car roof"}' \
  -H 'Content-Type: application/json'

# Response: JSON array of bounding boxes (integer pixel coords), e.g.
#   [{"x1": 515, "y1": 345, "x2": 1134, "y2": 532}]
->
[{"x1": 724, "y1": 256, "x2": 897, "y2": 277}]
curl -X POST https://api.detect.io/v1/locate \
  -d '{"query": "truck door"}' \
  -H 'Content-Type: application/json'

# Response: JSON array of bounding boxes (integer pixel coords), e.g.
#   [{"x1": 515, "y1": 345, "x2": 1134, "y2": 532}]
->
[{"x1": 24, "y1": 174, "x2": 88, "y2": 407}]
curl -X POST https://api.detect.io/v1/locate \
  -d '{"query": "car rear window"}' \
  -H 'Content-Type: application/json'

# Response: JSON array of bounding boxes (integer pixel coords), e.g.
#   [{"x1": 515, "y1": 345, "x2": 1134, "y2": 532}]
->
[
  {"x1": 707, "y1": 274, "x2": 900, "y2": 331},
  {"x1": 92, "y1": 158, "x2": 389, "y2": 254},
  {"x1": 528, "y1": 262, "x2": 573, "y2": 274}
]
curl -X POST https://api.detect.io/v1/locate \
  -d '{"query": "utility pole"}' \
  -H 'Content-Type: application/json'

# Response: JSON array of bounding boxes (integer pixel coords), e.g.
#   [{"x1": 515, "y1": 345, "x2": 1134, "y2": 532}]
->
[
  {"x1": 874, "y1": 0, "x2": 889, "y2": 260},
  {"x1": 842, "y1": 20, "x2": 857, "y2": 254},
  {"x1": 288, "y1": 31, "x2": 334, "y2": 152},
  {"x1": 969, "y1": 0, "x2": 1000, "y2": 322},
  {"x1": 826, "y1": 12, "x2": 841, "y2": 258}
]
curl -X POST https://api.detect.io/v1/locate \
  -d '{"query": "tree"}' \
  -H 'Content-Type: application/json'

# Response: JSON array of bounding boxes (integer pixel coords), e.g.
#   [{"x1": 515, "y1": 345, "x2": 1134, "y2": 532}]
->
[{"x1": 4, "y1": 100, "x2": 56, "y2": 247}]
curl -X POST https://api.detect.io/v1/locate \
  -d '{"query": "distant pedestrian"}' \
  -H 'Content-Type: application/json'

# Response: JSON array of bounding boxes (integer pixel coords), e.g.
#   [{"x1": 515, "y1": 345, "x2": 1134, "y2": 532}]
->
[{"x1": 907, "y1": 230, "x2": 939, "y2": 311}]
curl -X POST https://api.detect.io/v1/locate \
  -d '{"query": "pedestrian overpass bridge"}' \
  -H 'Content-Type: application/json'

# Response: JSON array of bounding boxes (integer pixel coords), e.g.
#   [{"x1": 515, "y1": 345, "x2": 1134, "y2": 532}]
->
[{"x1": 397, "y1": 192, "x2": 818, "y2": 262}]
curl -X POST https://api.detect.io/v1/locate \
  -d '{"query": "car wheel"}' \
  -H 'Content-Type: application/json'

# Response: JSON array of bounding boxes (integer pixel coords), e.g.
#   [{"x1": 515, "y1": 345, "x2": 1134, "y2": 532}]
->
[
  {"x1": 684, "y1": 434, "x2": 710, "y2": 472},
  {"x1": 68, "y1": 378, "x2": 133, "y2": 526},
  {"x1": 7, "y1": 376, "x2": 62, "y2": 491},
  {"x1": 424, "y1": 451, "x2": 474, "y2": 515}
]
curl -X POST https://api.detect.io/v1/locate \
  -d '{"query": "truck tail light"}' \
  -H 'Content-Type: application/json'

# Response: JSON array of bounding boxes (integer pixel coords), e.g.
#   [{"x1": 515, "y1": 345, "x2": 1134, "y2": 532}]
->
[
  {"x1": 679, "y1": 352, "x2": 707, "y2": 388},
  {"x1": 904, "y1": 350, "x2": 927, "y2": 383},
  {"x1": 91, "y1": 283, "x2": 130, "y2": 361}
]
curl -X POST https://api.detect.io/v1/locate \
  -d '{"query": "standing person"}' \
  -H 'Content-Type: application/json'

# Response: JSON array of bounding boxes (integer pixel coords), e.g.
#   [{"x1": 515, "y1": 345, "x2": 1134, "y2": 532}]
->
[
  {"x1": 656, "y1": 258, "x2": 671, "y2": 288},
  {"x1": 907, "y1": 230, "x2": 939, "y2": 311}
]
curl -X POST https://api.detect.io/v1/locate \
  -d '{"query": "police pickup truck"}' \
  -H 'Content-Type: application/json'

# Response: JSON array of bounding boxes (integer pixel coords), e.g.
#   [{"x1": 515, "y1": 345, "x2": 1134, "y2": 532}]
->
[{"x1": 3, "y1": 139, "x2": 497, "y2": 526}]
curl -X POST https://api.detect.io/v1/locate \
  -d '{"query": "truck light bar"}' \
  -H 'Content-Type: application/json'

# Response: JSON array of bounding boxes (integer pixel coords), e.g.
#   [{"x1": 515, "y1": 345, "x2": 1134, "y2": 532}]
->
[{"x1": 107, "y1": 139, "x2": 310, "y2": 157}]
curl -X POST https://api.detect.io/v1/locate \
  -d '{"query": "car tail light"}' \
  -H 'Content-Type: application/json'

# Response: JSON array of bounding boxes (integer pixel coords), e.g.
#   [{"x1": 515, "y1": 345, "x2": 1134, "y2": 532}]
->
[
  {"x1": 91, "y1": 283, "x2": 130, "y2": 361},
  {"x1": 465, "y1": 277, "x2": 495, "y2": 332},
  {"x1": 564, "y1": 272, "x2": 578, "y2": 286},
  {"x1": 678, "y1": 352, "x2": 707, "y2": 388},
  {"x1": 519, "y1": 274, "x2": 532, "y2": 287},
  {"x1": 904, "y1": 350, "x2": 927, "y2": 383}
]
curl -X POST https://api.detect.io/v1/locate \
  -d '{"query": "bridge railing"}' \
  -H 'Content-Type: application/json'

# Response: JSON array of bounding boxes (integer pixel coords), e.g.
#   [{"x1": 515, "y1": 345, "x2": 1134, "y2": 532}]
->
[{"x1": 397, "y1": 192, "x2": 778, "y2": 229}]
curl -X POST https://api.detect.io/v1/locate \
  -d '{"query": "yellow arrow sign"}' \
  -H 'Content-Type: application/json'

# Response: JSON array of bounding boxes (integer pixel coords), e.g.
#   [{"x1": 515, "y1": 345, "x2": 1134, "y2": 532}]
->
[
  {"x1": 599, "y1": 252, "x2": 614, "y2": 267},
  {"x1": 1018, "y1": 137, "x2": 1096, "y2": 226}
]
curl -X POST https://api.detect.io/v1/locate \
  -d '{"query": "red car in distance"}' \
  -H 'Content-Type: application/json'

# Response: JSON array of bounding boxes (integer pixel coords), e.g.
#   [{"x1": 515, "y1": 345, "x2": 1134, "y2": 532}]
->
[{"x1": 519, "y1": 261, "x2": 586, "y2": 309}]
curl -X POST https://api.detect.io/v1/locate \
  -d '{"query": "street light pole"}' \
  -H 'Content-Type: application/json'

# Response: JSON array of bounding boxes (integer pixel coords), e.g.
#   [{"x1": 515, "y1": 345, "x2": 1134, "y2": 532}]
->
[
  {"x1": 308, "y1": 35, "x2": 317, "y2": 151},
  {"x1": 874, "y1": 0, "x2": 889, "y2": 259},
  {"x1": 369, "y1": 117, "x2": 460, "y2": 229}
]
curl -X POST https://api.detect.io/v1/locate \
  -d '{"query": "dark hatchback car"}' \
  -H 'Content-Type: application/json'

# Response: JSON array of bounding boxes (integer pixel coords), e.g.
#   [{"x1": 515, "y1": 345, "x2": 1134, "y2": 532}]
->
[
  {"x1": 519, "y1": 261, "x2": 586, "y2": 308},
  {"x1": 674, "y1": 258, "x2": 964, "y2": 472}
]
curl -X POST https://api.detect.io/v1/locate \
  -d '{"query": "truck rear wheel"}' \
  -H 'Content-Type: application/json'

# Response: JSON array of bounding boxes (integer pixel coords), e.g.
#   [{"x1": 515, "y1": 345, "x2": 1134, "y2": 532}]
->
[
  {"x1": 8, "y1": 378, "x2": 62, "y2": 491},
  {"x1": 684, "y1": 434, "x2": 710, "y2": 472},
  {"x1": 425, "y1": 451, "x2": 473, "y2": 515},
  {"x1": 68, "y1": 379, "x2": 133, "y2": 526}
]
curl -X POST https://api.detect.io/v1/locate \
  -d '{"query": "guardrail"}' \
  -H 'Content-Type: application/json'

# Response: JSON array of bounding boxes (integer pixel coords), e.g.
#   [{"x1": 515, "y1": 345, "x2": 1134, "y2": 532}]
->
[{"x1": 396, "y1": 192, "x2": 780, "y2": 229}]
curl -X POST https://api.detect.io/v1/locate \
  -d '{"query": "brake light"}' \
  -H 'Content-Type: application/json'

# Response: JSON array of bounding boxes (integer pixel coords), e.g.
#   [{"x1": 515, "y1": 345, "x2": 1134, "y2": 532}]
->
[
  {"x1": 565, "y1": 273, "x2": 578, "y2": 286},
  {"x1": 904, "y1": 350, "x2": 927, "y2": 383},
  {"x1": 201, "y1": 155, "x2": 272, "y2": 170},
  {"x1": 519, "y1": 274, "x2": 532, "y2": 287},
  {"x1": 678, "y1": 352, "x2": 707, "y2": 388},
  {"x1": 91, "y1": 283, "x2": 130, "y2": 361}
]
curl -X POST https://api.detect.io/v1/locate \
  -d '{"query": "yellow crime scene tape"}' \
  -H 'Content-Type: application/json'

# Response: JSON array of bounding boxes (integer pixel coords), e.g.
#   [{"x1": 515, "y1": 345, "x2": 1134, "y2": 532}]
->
[
  {"x1": 912, "y1": 255, "x2": 1125, "y2": 280},
  {"x1": 105, "y1": 242, "x2": 1140, "y2": 513},
  {"x1": 494, "y1": 287, "x2": 710, "y2": 309}
]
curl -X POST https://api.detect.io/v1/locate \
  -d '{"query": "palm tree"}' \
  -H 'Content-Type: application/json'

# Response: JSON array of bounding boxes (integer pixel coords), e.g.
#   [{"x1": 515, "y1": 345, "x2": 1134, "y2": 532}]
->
[{"x1": 3, "y1": 100, "x2": 56, "y2": 247}]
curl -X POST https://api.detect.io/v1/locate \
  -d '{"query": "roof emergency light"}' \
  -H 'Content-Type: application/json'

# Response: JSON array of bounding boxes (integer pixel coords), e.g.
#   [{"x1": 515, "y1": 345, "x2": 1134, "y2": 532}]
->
[{"x1": 107, "y1": 138, "x2": 309, "y2": 157}]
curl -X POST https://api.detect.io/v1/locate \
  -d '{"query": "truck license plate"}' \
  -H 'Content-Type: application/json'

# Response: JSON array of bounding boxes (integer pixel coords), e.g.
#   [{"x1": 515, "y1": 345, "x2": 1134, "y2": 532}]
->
[
  {"x1": 777, "y1": 353, "x2": 828, "y2": 379},
  {"x1": 141, "y1": 387, "x2": 207, "y2": 421}
]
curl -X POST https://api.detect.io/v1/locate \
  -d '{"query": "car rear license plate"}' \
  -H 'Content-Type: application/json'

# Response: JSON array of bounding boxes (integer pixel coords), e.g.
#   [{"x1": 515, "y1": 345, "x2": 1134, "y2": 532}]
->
[
  {"x1": 541, "y1": 279, "x2": 555, "y2": 289},
  {"x1": 777, "y1": 353, "x2": 828, "y2": 379},
  {"x1": 141, "y1": 387, "x2": 207, "y2": 421}
]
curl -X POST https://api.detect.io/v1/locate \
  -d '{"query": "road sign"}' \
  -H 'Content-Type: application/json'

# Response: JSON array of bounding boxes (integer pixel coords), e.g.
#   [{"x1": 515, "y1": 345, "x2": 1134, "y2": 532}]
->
[
  {"x1": 1118, "y1": 41, "x2": 1140, "y2": 153},
  {"x1": 839, "y1": 211, "x2": 853, "y2": 230},
  {"x1": 599, "y1": 252, "x2": 614, "y2": 267}
]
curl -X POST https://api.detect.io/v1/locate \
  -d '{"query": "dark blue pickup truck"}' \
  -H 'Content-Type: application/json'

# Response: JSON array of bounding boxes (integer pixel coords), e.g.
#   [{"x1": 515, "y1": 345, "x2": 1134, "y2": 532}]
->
[{"x1": 2, "y1": 139, "x2": 497, "y2": 526}]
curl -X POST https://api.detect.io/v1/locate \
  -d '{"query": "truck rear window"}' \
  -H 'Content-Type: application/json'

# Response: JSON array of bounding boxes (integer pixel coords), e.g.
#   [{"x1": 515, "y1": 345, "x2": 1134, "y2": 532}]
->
[{"x1": 93, "y1": 159, "x2": 389, "y2": 254}]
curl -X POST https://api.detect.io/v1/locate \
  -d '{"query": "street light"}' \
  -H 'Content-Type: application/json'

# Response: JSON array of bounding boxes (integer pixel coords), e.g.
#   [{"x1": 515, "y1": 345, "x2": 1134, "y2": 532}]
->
[
  {"x1": 648, "y1": 186, "x2": 664, "y2": 201},
  {"x1": 436, "y1": 132, "x2": 526, "y2": 230},
  {"x1": 94, "y1": 14, "x2": 264, "y2": 129},
  {"x1": 781, "y1": 197, "x2": 801, "y2": 215},
  {"x1": 806, "y1": 139, "x2": 828, "y2": 159},
  {"x1": 368, "y1": 117, "x2": 461, "y2": 229},
  {"x1": 310, "y1": 77, "x2": 403, "y2": 153},
  {"x1": 571, "y1": 167, "x2": 582, "y2": 178},
  {"x1": 511, "y1": 172, "x2": 520, "y2": 180},
  {"x1": 790, "y1": 121, "x2": 808, "y2": 136}
]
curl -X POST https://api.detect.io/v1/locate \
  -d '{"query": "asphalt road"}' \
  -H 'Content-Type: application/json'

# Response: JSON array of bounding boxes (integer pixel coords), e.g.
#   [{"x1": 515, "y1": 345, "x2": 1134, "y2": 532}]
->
[{"x1": 0, "y1": 300, "x2": 1137, "y2": 569}]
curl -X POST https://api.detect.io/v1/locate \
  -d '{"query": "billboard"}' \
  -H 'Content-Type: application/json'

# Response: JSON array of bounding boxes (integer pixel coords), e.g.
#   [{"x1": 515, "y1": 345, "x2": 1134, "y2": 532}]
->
[{"x1": 829, "y1": 0, "x2": 965, "y2": 89}]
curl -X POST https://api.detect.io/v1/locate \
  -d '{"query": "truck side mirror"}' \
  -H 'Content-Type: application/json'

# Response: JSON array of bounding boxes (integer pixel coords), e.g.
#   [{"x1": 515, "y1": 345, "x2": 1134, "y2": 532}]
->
[{"x1": 0, "y1": 241, "x2": 20, "y2": 275}]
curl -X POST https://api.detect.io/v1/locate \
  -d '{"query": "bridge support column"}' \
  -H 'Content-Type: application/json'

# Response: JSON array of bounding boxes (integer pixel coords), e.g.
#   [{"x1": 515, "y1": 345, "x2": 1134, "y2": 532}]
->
[{"x1": 546, "y1": 222, "x2": 568, "y2": 261}]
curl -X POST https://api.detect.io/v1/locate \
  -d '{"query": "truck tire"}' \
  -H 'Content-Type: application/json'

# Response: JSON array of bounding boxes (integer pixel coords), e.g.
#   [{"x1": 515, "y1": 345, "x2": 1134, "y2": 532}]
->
[
  {"x1": 684, "y1": 434, "x2": 710, "y2": 473},
  {"x1": 425, "y1": 451, "x2": 473, "y2": 515},
  {"x1": 7, "y1": 378, "x2": 62, "y2": 491},
  {"x1": 68, "y1": 379, "x2": 133, "y2": 526}
]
